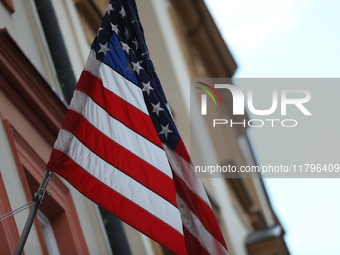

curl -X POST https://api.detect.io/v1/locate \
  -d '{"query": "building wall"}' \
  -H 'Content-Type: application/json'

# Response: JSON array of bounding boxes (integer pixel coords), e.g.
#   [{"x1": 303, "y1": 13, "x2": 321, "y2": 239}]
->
[{"x1": 0, "y1": 1, "x2": 110, "y2": 254}]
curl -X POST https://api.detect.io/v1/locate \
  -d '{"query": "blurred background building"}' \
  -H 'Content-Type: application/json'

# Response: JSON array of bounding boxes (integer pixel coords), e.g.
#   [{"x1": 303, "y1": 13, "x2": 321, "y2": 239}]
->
[{"x1": 0, "y1": 0, "x2": 289, "y2": 254}]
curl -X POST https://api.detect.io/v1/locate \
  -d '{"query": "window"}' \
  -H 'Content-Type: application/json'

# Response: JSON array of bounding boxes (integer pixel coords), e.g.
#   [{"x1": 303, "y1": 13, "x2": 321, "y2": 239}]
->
[{"x1": 38, "y1": 211, "x2": 60, "y2": 255}]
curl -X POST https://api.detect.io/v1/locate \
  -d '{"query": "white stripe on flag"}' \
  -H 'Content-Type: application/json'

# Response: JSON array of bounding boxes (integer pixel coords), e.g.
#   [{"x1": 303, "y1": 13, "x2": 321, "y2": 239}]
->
[
  {"x1": 69, "y1": 91, "x2": 172, "y2": 178},
  {"x1": 176, "y1": 195, "x2": 229, "y2": 255},
  {"x1": 84, "y1": 50, "x2": 149, "y2": 115},
  {"x1": 54, "y1": 129, "x2": 183, "y2": 234}
]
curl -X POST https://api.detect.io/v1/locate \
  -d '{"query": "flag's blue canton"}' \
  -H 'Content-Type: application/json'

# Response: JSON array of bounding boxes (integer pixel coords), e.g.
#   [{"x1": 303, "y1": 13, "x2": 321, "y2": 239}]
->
[{"x1": 91, "y1": 0, "x2": 181, "y2": 151}]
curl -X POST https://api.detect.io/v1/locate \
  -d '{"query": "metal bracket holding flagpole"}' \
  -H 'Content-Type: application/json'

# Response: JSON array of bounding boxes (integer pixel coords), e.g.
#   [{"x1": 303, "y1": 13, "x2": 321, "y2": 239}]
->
[{"x1": 14, "y1": 170, "x2": 53, "y2": 255}]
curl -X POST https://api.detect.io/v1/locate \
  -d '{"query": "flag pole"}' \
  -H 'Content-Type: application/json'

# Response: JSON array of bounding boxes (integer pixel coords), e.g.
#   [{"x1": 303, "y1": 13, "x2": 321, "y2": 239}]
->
[{"x1": 14, "y1": 170, "x2": 53, "y2": 255}]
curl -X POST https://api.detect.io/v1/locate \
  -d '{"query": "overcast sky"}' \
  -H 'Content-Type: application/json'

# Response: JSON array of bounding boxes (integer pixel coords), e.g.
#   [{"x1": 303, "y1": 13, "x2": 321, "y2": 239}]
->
[{"x1": 204, "y1": 0, "x2": 340, "y2": 254}]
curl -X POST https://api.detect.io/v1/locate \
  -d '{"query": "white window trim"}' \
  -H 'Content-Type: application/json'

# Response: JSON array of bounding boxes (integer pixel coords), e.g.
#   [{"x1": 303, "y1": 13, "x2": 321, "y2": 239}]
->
[{"x1": 37, "y1": 210, "x2": 61, "y2": 255}]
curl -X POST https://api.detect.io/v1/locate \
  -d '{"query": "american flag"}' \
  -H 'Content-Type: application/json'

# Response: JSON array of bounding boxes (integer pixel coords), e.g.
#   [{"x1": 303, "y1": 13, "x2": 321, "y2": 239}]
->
[{"x1": 47, "y1": 0, "x2": 228, "y2": 254}]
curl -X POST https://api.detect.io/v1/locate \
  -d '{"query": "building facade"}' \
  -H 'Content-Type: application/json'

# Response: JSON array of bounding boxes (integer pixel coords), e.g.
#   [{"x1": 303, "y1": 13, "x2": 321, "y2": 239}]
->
[{"x1": 0, "y1": 0, "x2": 289, "y2": 254}]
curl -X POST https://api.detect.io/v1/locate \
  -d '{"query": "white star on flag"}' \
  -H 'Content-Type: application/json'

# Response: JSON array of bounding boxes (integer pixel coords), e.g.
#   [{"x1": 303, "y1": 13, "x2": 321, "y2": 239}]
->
[
  {"x1": 132, "y1": 61, "x2": 143, "y2": 75},
  {"x1": 141, "y1": 81, "x2": 154, "y2": 95},
  {"x1": 120, "y1": 42, "x2": 131, "y2": 54},
  {"x1": 158, "y1": 123, "x2": 173, "y2": 139},
  {"x1": 98, "y1": 42, "x2": 111, "y2": 56},
  {"x1": 110, "y1": 23, "x2": 119, "y2": 34},
  {"x1": 119, "y1": 6, "x2": 126, "y2": 18},
  {"x1": 106, "y1": 3, "x2": 114, "y2": 15},
  {"x1": 132, "y1": 38, "x2": 139, "y2": 50},
  {"x1": 151, "y1": 102, "x2": 164, "y2": 116}
]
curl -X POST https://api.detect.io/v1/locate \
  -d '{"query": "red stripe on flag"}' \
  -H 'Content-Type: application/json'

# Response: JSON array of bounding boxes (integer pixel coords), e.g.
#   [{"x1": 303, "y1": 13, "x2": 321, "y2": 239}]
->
[
  {"x1": 175, "y1": 139, "x2": 191, "y2": 163},
  {"x1": 47, "y1": 149, "x2": 187, "y2": 255},
  {"x1": 61, "y1": 110, "x2": 177, "y2": 206},
  {"x1": 172, "y1": 172, "x2": 227, "y2": 249},
  {"x1": 76, "y1": 70, "x2": 162, "y2": 148},
  {"x1": 183, "y1": 227, "x2": 210, "y2": 255}
]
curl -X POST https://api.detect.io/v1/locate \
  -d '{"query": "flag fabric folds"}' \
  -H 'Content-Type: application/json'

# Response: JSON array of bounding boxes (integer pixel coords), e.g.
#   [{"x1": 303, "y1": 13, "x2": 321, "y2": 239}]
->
[{"x1": 47, "y1": 0, "x2": 229, "y2": 254}]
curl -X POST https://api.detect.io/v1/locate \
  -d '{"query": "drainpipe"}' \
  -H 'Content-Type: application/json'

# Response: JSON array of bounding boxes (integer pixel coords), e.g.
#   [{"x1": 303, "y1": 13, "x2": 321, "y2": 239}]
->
[
  {"x1": 99, "y1": 207, "x2": 132, "y2": 255},
  {"x1": 34, "y1": 0, "x2": 76, "y2": 104}
]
